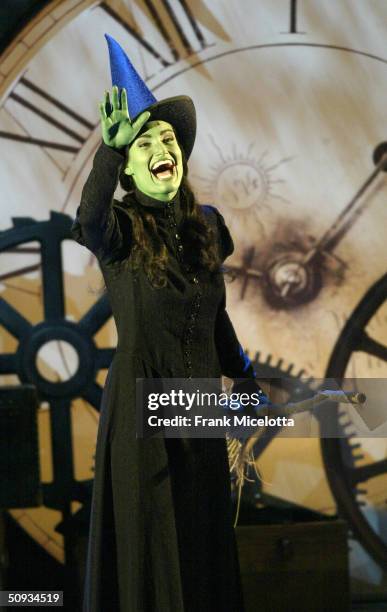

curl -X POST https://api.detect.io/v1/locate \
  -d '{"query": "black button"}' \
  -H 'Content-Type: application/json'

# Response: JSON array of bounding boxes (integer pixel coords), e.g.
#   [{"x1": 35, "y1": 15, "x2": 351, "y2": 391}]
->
[{"x1": 184, "y1": 350, "x2": 190, "y2": 356}]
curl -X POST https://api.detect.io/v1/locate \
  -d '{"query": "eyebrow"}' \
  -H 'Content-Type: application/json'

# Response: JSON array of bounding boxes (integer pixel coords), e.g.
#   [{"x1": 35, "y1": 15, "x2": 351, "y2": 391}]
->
[{"x1": 137, "y1": 129, "x2": 175, "y2": 140}]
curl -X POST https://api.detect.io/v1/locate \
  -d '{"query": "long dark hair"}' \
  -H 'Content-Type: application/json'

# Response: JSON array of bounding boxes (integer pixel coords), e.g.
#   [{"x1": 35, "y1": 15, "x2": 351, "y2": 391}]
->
[{"x1": 118, "y1": 149, "x2": 221, "y2": 288}]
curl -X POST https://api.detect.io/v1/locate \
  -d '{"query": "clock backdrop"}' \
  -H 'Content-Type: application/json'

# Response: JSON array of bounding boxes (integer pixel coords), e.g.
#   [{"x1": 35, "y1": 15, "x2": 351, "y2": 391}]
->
[{"x1": 0, "y1": 0, "x2": 386, "y2": 595}]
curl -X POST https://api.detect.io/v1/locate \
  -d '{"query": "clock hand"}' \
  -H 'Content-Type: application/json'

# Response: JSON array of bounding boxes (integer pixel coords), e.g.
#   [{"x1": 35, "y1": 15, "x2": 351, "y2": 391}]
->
[
  {"x1": 271, "y1": 147, "x2": 387, "y2": 304},
  {"x1": 302, "y1": 148, "x2": 387, "y2": 265}
]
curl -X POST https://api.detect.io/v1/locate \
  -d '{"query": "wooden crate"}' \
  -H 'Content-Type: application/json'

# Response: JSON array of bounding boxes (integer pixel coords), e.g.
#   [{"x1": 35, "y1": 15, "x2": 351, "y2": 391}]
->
[{"x1": 236, "y1": 520, "x2": 350, "y2": 612}]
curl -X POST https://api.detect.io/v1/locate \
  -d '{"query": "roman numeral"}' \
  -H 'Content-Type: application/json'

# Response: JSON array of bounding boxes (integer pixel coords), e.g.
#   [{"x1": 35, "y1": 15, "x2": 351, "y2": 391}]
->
[
  {"x1": 0, "y1": 263, "x2": 41, "y2": 282},
  {"x1": 101, "y1": 0, "x2": 210, "y2": 68},
  {"x1": 286, "y1": 0, "x2": 306, "y2": 34},
  {"x1": 0, "y1": 77, "x2": 94, "y2": 153},
  {"x1": 101, "y1": 2, "x2": 171, "y2": 67}
]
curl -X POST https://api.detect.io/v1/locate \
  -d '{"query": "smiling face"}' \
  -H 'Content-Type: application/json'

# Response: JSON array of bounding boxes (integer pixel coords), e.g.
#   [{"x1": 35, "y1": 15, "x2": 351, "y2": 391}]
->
[{"x1": 124, "y1": 120, "x2": 183, "y2": 201}]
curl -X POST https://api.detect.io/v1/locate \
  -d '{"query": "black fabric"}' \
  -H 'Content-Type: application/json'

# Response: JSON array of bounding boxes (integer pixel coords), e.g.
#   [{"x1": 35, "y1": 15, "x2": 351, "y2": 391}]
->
[
  {"x1": 72, "y1": 141, "x2": 262, "y2": 612},
  {"x1": 132, "y1": 95, "x2": 197, "y2": 160}
]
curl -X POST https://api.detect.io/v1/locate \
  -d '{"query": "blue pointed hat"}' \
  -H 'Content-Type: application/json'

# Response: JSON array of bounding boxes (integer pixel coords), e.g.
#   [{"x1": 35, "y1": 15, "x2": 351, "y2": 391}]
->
[{"x1": 105, "y1": 34, "x2": 196, "y2": 159}]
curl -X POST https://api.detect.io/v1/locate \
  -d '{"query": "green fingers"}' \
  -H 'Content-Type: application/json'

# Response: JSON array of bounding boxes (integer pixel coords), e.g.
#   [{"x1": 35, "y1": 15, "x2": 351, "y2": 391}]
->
[{"x1": 98, "y1": 86, "x2": 150, "y2": 149}]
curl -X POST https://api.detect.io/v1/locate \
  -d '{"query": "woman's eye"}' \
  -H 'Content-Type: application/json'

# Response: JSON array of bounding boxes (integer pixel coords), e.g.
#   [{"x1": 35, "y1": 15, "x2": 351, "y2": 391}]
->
[
  {"x1": 163, "y1": 137, "x2": 174, "y2": 143},
  {"x1": 138, "y1": 142, "x2": 149, "y2": 148}
]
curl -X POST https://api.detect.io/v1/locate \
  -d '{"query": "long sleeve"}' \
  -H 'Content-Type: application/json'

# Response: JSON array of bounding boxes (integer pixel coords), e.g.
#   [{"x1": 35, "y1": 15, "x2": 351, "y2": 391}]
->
[
  {"x1": 214, "y1": 292, "x2": 258, "y2": 383},
  {"x1": 212, "y1": 206, "x2": 265, "y2": 399},
  {"x1": 70, "y1": 141, "x2": 132, "y2": 264}
]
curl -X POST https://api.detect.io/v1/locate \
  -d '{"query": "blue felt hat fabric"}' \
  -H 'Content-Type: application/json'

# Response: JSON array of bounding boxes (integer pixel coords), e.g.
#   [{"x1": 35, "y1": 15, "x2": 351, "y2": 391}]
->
[
  {"x1": 104, "y1": 34, "x2": 196, "y2": 160},
  {"x1": 105, "y1": 34, "x2": 157, "y2": 119}
]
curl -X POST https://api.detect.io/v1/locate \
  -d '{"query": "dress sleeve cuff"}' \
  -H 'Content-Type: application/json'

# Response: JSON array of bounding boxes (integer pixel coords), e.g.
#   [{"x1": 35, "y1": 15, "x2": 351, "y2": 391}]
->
[{"x1": 94, "y1": 141, "x2": 127, "y2": 167}]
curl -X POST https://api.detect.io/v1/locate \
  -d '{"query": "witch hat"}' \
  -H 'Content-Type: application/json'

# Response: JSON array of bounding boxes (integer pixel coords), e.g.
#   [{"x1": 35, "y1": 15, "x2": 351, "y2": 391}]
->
[{"x1": 105, "y1": 34, "x2": 196, "y2": 160}]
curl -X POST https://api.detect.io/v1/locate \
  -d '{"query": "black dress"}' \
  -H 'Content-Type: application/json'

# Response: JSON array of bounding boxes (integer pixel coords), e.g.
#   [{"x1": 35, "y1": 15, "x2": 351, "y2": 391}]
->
[{"x1": 71, "y1": 142, "x2": 260, "y2": 612}]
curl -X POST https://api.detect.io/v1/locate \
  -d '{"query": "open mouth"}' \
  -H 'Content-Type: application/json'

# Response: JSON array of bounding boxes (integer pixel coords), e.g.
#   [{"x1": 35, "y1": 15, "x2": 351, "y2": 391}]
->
[{"x1": 150, "y1": 159, "x2": 176, "y2": 181}]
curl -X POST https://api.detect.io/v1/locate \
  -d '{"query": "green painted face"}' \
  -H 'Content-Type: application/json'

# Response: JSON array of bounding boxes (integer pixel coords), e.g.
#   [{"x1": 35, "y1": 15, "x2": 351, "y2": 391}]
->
[{"x1": 124, "y1": 120, "x2": 183, "y2": 201}]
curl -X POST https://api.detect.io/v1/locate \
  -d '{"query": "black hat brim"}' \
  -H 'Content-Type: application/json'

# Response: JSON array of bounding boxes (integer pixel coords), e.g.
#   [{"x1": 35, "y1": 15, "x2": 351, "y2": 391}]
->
[{"x1": 132, "y1": 95, "x2": 196, "y2": 160}]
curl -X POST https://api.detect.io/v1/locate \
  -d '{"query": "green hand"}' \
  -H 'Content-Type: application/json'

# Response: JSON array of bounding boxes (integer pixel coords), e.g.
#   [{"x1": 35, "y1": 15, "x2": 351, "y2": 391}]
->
[{"x1": 99, "y1": 85, "x2": 151, "y2": 149}]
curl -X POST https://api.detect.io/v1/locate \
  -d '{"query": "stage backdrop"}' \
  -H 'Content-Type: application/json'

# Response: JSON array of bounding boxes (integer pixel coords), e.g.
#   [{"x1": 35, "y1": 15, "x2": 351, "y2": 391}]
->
[{"x1": 0, "y1": 0, "x2": 386, "y2": 597}]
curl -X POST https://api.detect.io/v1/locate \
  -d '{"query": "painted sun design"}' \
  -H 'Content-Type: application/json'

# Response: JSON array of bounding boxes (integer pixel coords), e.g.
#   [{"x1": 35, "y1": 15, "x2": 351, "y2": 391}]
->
[{"x1": 192, "y1": 135, "x2": 292, "y2": 234}]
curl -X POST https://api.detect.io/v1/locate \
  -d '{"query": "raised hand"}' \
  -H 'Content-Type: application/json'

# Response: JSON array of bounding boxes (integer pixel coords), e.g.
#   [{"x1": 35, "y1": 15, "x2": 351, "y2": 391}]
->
[{"x1": 99, "y1": 85, "x2": 151, "y2": 149}]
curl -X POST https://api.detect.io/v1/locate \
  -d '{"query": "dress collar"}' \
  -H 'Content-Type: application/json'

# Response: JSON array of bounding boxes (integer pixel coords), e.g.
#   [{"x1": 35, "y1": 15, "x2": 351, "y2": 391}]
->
[
  {"x1": 134, "y1": 187, "x2": 181, "y2": 211},
  {"x1": 134, "y1": 187, "x2": 183, "y2": 225}
]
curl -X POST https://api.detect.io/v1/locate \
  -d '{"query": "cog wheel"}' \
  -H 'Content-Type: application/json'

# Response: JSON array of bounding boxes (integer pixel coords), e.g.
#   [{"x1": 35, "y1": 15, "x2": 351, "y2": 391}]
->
[
  {"x1": 0, "y1": 212, "x2": 114, "y2": 573},
  {"x1": 243, "y1": 350, "x2": 317, "y2": 455},
  {"x1": 320, "y1": 273, "x2": 387, "y2": 568},
  {"x1": 226, "y1": 351, "x2": 318, "y2": 510}
]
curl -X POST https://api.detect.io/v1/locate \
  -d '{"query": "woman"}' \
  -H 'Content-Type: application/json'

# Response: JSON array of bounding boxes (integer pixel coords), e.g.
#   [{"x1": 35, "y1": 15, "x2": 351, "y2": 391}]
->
[{"x1": 71, "y1": 35, "x2": 263, "y2": 612}]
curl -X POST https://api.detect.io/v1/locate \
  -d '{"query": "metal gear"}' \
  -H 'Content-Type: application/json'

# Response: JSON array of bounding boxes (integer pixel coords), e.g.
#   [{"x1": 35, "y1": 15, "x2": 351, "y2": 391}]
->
[
  {"x1": 240, "y1": 350, "x2": 316, "y2": 456},
  {"x1": 226, "y1": 350, "x2": 318, "y2": 513},
  {"x1": 320, "y1": 273, "x2": 387, "y2": 569},
  {"x1": 0, "y1": 212, "x2": 114, "y2": 572}
]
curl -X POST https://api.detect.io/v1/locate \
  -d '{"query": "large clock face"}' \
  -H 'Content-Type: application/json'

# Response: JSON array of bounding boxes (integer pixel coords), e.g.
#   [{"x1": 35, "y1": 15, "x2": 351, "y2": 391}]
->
[{"x1": 0, "y1": 0, "x2": 386, "y2": 589}]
